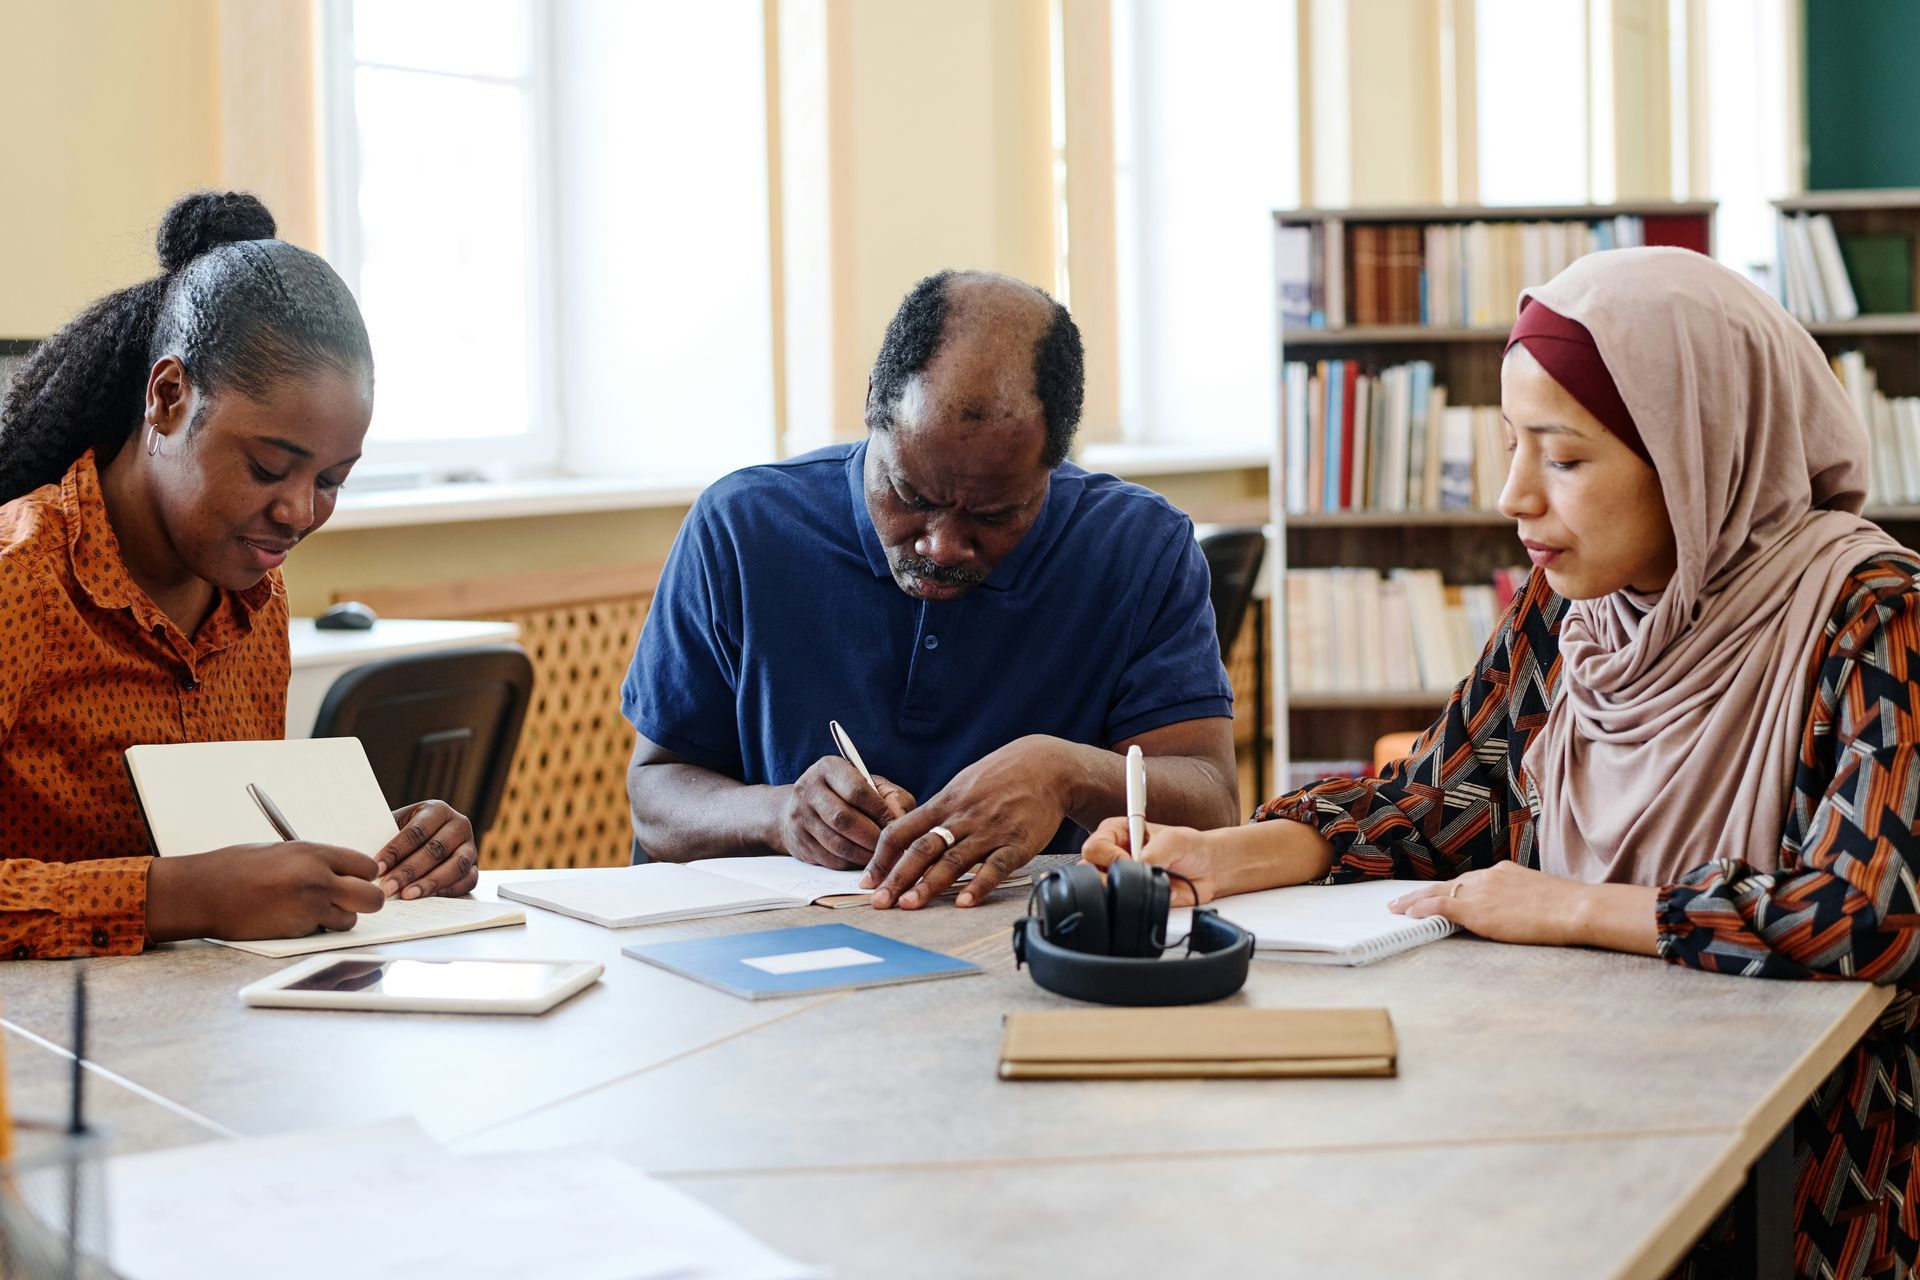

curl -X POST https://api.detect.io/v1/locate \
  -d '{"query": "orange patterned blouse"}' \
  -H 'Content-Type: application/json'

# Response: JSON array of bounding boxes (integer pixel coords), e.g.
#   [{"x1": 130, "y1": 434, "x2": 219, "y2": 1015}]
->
[{"x1": 0, "y1": 450, "x2": 288, "y2": 959}]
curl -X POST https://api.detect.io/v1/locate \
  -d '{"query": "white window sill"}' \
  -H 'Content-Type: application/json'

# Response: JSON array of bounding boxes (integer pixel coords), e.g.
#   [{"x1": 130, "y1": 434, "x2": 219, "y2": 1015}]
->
[
  {"x1": 318, "y1": 473, "x2": 715, "y2": 532},
  {"x1": 315, "y1": 445, "x2": 1272, "y2": 533},
  {"x1": 1077, "y1": 443, "x2": 1271, "y2": 477}
]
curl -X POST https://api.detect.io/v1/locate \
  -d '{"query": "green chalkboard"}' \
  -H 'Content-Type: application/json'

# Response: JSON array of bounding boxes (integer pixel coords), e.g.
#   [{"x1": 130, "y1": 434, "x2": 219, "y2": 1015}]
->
[{"x1": 1805, "y1": 0, "x2": 1920, "y2": 190}]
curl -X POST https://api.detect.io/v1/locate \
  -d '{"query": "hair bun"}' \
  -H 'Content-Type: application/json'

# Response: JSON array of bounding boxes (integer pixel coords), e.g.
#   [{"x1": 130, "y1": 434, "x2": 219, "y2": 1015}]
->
[{"x1": 156, "y1": 191, "x2": 277, "y2": 273}]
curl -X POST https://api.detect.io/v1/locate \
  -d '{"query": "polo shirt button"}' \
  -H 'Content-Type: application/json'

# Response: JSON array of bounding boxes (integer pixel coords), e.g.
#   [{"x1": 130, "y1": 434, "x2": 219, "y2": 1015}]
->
[
  {"x1": 923, "y1": 635, "x2": 939, "y2": 650},
  {"x1": 92, "y1": 928, "x2": 109, "y2": 948}
]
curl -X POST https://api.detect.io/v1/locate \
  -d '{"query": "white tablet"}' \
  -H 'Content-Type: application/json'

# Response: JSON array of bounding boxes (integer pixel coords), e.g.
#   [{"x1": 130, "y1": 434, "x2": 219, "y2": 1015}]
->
[{"x1": 239, "y1": 954, "x2": 603, "y2": 1015}]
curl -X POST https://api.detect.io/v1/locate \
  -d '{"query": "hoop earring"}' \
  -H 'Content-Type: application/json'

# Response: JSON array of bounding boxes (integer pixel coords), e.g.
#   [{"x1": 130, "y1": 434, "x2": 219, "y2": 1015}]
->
[{"x1": 146, "y1": 425, "x2": 161, "y2": 457}]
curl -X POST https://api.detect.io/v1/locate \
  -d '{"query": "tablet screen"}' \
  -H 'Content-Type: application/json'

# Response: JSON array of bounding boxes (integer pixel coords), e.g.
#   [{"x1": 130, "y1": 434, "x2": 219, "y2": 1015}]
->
[{"x1": 285, "y1": 958, "x2": 575, "y2": 1000}]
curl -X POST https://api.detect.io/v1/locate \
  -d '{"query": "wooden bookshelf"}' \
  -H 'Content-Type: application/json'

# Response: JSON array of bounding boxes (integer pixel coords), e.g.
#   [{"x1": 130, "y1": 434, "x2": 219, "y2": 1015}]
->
[
  {"x1": 1775, "y1": 193, "x2": 1920, "y2": 503},
  {"x1": 1282, "y1": 326, "x2": 1512, "y2": 348},
  {"x1": 1268, "y1": 200, "x2": 1719, "y2": 775},
  {"x1": 1290, "y1": 691, "x2": 1450, "y2": 711}
]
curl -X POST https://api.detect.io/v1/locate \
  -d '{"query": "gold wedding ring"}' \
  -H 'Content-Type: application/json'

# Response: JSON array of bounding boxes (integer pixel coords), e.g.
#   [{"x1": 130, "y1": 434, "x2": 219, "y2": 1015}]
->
[
  {"x1": 1449, "y1": 882, "x2": 1461, "y2": 898},
  {"x1": 930, "y1": 825, "x2": 956, "y2": 850}
]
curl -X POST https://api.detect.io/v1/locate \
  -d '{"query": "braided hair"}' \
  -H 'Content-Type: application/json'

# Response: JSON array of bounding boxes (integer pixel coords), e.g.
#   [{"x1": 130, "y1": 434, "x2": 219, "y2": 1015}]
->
[{"x1": 0, "y1": 191, "x2": 372, "y2": 505}]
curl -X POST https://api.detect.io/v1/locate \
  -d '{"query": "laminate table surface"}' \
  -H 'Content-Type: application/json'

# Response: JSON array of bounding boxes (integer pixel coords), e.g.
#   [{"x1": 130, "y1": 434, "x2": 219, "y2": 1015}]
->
[{"x1": 0, "y1": 866, "x2": 1890, "y2": 1279}]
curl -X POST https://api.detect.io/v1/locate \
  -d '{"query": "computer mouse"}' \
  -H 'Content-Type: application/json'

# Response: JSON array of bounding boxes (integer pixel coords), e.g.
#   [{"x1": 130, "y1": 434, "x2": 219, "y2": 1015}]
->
[{"x1": 315, "y1": 601, "x2": 378, "y2": 631}]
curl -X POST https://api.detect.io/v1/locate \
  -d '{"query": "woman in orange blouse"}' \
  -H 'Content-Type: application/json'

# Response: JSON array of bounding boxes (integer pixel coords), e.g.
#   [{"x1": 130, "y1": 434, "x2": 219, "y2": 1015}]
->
[{"x1": 0, "y1": 192, "x2": 479, "y2": 959}]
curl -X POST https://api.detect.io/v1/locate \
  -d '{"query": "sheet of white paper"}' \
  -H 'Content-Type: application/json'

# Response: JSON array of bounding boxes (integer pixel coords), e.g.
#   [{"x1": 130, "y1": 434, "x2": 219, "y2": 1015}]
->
[
  {"x1": 693, "y1": 855, "x2": 1029, "y2": 903},
  {"x1": 743, "y1": 946, "x2": 885, "y2": 975},
  {"x1": 693, "y1": 856, "x2": 870, "y2": 901},
  {"x1": 1168, "y1": 879, "x2": 1449, "y2": 953},
  {"x1": 102, "y1": 1118, "x2": 819, "y2": 1280}
]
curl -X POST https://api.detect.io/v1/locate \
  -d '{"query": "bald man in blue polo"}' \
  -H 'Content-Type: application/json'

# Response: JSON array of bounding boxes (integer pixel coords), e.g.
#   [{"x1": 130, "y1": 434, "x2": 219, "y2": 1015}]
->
[{"x1": 622, "y1": 270, "x2": 1238, "y2": 910}]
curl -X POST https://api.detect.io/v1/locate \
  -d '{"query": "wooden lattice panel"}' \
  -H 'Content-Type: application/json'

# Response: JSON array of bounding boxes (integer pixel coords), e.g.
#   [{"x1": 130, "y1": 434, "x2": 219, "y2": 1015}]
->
[
  {"x1": 337, "y1": 563, "x2": 662, "y2": 871},
  {"x1": 1225, "y1": 602, "x2": 1269, "y2": 813}
]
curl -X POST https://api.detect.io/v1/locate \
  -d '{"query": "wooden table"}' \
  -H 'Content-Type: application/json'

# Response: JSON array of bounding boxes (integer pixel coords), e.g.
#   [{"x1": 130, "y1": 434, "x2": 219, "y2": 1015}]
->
[{"x1": 0, "y1": 864, "x2": 1889, "y2": 1279}]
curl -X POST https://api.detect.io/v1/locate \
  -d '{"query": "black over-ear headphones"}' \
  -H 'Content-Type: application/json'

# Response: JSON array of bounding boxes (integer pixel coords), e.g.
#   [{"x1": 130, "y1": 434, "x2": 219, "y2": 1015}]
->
[{"x1": 1011, "y1": 859, "x2": 1254, "y2": 1005}]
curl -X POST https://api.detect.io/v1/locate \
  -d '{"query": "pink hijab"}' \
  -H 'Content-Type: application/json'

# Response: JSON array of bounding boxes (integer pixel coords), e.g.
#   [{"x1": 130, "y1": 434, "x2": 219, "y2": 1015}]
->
[{"x1": 1518, "y1": 248, "x2": 1909, "y2": 886}]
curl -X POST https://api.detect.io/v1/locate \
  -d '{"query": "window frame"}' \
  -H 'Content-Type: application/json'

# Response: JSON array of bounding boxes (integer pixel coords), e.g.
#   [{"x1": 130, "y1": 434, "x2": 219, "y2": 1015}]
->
[{"x1": 319, "y1": 0, "x2": 564, "y2": 479}]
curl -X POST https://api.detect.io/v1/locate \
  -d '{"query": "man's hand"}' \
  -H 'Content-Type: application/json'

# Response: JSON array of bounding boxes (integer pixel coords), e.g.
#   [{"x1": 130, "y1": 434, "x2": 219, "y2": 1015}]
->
[
  {"x1": 146, "y1": 843, "x2": 387, "y2": 943},
  {"x1": 377, "y1": 800, "x2": 483, "y2": 899},
  {"x1": 776, "y1": 758, "x2": 915, "y2": 869},
  {"x1": 864, "y1": 736, "x2": 1066, "y2": 909}
]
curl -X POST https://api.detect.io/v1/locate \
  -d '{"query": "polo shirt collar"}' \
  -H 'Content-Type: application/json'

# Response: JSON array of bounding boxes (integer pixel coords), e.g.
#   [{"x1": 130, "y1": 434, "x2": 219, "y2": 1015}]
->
[
  {"x1": 842, "y1": 436, "x2": 1081, "y2": 596},
  {"x1": 60, "y1": 448, "x2": 276, "y2": 639}
]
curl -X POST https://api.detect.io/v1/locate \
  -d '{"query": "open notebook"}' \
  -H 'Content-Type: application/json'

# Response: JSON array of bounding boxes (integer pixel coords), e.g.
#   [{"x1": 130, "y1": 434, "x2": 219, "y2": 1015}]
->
[
  {"x1": 124, "y1": 738, "x2": 523, "y2": 958},
  {"x1": 500, "y1": 856, "x2": 1031, "y2": 929},
  {"x1": 1168, "y1": 878, "x2": 1456, "y2": 966}
]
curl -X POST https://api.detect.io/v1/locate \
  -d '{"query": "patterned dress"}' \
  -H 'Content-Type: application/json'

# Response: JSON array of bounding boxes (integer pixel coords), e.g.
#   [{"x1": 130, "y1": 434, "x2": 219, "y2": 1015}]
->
[{"x1": 1257, "y1": 556, "x2": 1920, "y2": 1279}]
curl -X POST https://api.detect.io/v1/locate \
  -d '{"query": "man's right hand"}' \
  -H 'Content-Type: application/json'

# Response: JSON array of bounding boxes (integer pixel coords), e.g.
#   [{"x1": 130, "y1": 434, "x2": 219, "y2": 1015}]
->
[
  {"x1": 145, "y1": 843, "x2": 387, "y2": 944},
  {"x1": 776, "y1": 758, "x2": 915, "y2": 869}
]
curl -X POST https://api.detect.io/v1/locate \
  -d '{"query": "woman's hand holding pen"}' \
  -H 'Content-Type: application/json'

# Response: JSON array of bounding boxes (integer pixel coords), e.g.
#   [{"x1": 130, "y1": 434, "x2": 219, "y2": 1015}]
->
[
  {"x1": 778, "y1": 758, "x2": 916, "y2": 870},
  {"x1": 145, "y1": 843, "x2": 386, "y2": 943},
  {"x1": 1081, "y1": 818, "x2": 1335, "y2": 905}
]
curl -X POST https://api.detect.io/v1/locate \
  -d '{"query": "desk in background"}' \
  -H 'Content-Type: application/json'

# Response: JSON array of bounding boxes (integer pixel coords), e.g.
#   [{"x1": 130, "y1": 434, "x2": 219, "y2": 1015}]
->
[{"x1": 286, "y1": 618, "x2": 519, "y2": 739}]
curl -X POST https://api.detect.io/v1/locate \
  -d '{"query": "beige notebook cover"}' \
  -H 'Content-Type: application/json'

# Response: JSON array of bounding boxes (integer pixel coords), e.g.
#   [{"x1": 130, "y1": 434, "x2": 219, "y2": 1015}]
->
[
  {"x1": 124, "y1": 738, "x2": 522, "y2": 957},
  {"x1": 998, "y1": 1007, "x2": 1397, "y2": 1080}
]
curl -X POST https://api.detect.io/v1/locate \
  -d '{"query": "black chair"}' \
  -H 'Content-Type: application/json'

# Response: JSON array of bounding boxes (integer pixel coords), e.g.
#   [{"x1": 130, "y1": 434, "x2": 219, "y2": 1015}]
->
[
  {"x1": 1199, "y1": 528, "x2": 1269, "y2": 790},
  {"x1": 1198, "y1": 528, "x2": 1267, "y2": 661},
  {"x1": 310, "y1": 645, "x2": 534, "y2": 840}
]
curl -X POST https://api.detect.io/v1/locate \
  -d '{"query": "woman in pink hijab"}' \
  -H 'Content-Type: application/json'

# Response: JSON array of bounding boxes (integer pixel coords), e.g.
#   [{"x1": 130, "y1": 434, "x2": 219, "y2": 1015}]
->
[{"x1": 1086, "y1": 247, "x2": 1920, "y2": 1276}]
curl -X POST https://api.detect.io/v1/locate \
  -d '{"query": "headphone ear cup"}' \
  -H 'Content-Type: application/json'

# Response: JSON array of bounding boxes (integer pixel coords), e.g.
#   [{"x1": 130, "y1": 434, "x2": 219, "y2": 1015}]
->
[
  {"x1": 1105, "y1": 858, "x2": 1158, "y2": 959},
  {"x1": 1039, "y1": 863, "x2": 1111, "y2": 954},
  {"x1": 1145, "y1": 865, "x2": 1172, "y2": 955}
]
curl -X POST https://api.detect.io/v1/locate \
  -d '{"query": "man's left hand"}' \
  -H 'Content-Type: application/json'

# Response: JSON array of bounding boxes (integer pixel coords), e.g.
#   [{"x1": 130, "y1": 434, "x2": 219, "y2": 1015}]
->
[
  {"x1": 376, "y1": 800, "x2": 481, "y2": 899},
  {"x1": 863, "y1": 736, "x2": 1065, "y2": 909}
]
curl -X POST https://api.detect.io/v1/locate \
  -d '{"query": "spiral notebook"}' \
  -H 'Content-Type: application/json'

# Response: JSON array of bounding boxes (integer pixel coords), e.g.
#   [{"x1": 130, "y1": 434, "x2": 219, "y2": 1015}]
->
[{"x1": 1167, "y1": 878, "x2": 1455, "y2": 966}]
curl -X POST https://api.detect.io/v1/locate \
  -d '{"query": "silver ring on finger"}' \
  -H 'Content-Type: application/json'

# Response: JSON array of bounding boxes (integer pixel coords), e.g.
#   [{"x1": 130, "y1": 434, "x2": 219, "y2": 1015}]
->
[{"x1": 930, "y1": 825, "x2": 957, "y2": 850}]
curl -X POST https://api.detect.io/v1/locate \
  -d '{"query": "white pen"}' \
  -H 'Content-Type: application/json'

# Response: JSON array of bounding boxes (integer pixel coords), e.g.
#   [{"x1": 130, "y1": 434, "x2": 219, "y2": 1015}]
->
[
  {"x1": 829, "y1": 720, "x2": 880, "y2": 794},
  {"x1": 1125, "y1": 745, "x2": 1147, "y2": 859}
]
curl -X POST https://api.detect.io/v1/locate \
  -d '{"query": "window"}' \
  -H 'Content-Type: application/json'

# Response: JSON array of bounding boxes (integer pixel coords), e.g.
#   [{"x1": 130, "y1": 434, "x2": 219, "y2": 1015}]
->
[
  {"x1": 322, "y1": 1, "x2": 778, "y2": 486},
  {"x1": 1110, "y1": 0, "x2": 1299, "y2": 450},
  {"x1": 1475, "y1": 0, "x2": 1592, "y2": 206},
  {"x1": 323, "y1": 0, "x2": 555, "y2": 474}
]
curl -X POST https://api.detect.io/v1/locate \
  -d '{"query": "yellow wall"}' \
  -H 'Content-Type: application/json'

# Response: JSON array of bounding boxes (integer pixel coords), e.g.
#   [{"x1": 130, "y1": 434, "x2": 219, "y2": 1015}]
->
[
  {"x1": 281, "y1": 506, "x2": 696, "y2": 616},
  {"x1": 0, "y1": 0, "x2": 222, "y2": 334},
  {"x1": 828, "y1": 0, "x2": 1057, "y2": 434},
  {"x1": 9, "y1": 0, "x2": 1251, "y2": 620}
]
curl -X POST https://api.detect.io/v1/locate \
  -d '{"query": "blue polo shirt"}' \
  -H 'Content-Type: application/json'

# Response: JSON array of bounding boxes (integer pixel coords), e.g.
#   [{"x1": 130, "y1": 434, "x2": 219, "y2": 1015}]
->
[{"x1": 622, "y1": 440, "x2": 1233, "y2": 856}]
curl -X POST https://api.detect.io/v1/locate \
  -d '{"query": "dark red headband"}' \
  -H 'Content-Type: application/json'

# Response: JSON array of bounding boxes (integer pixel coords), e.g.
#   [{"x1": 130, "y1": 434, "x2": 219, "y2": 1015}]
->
[{"x1": 1504, "y1": 298, "x2": 1651, "y2": 468}]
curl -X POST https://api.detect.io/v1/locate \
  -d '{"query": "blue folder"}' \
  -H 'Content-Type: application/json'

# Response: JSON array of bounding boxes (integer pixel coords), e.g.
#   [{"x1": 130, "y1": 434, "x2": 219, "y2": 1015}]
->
[{"x1": 623, "y1": 922, "x2": 981, "y2": 1000}]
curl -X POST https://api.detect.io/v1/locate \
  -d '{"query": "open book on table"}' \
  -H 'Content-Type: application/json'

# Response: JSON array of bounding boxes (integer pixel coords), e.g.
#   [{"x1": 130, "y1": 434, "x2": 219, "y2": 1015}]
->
[
  {"x1": 1168, "y1": 878, "x2": 1456, "y2": 966},
  {"x1": 500, "y1": 855, "x2": 1032, "y2": 929},
  {"x1": 124, "y1": 738, "x2": 524, "y2": 958}
]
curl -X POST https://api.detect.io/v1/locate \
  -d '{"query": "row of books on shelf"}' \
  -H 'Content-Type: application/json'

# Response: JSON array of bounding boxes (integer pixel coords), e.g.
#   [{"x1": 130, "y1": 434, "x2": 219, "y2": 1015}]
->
[
  {"x1": 1777, "y1": 213, "x2": 1913, "y2": 323},
  {"x1": 1284, "y1": 567, "x2": 1526, "y2": 695},
  {"x1": 1277, "y1": 213, "x2": 1711, "y2": 331},
  {"x1": 1834, "y1": 351, "x2": 1920, "y2": 506},
  {"x1": 1282, "y1": 360, "x2": 1509, "y2": 513}
]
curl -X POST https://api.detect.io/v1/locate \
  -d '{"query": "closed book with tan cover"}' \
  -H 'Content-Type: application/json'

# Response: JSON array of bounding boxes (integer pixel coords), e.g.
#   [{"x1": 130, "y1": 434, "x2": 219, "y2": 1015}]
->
[{"x1": 998, "y1": 1008, "x2": 1396, "y2": 1080}]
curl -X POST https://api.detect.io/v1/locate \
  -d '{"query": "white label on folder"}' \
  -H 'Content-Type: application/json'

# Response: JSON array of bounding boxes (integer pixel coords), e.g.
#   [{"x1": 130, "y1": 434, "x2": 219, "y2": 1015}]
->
[{"x1": 743, "y1": 946, "x2": 885, "y2": 975}]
